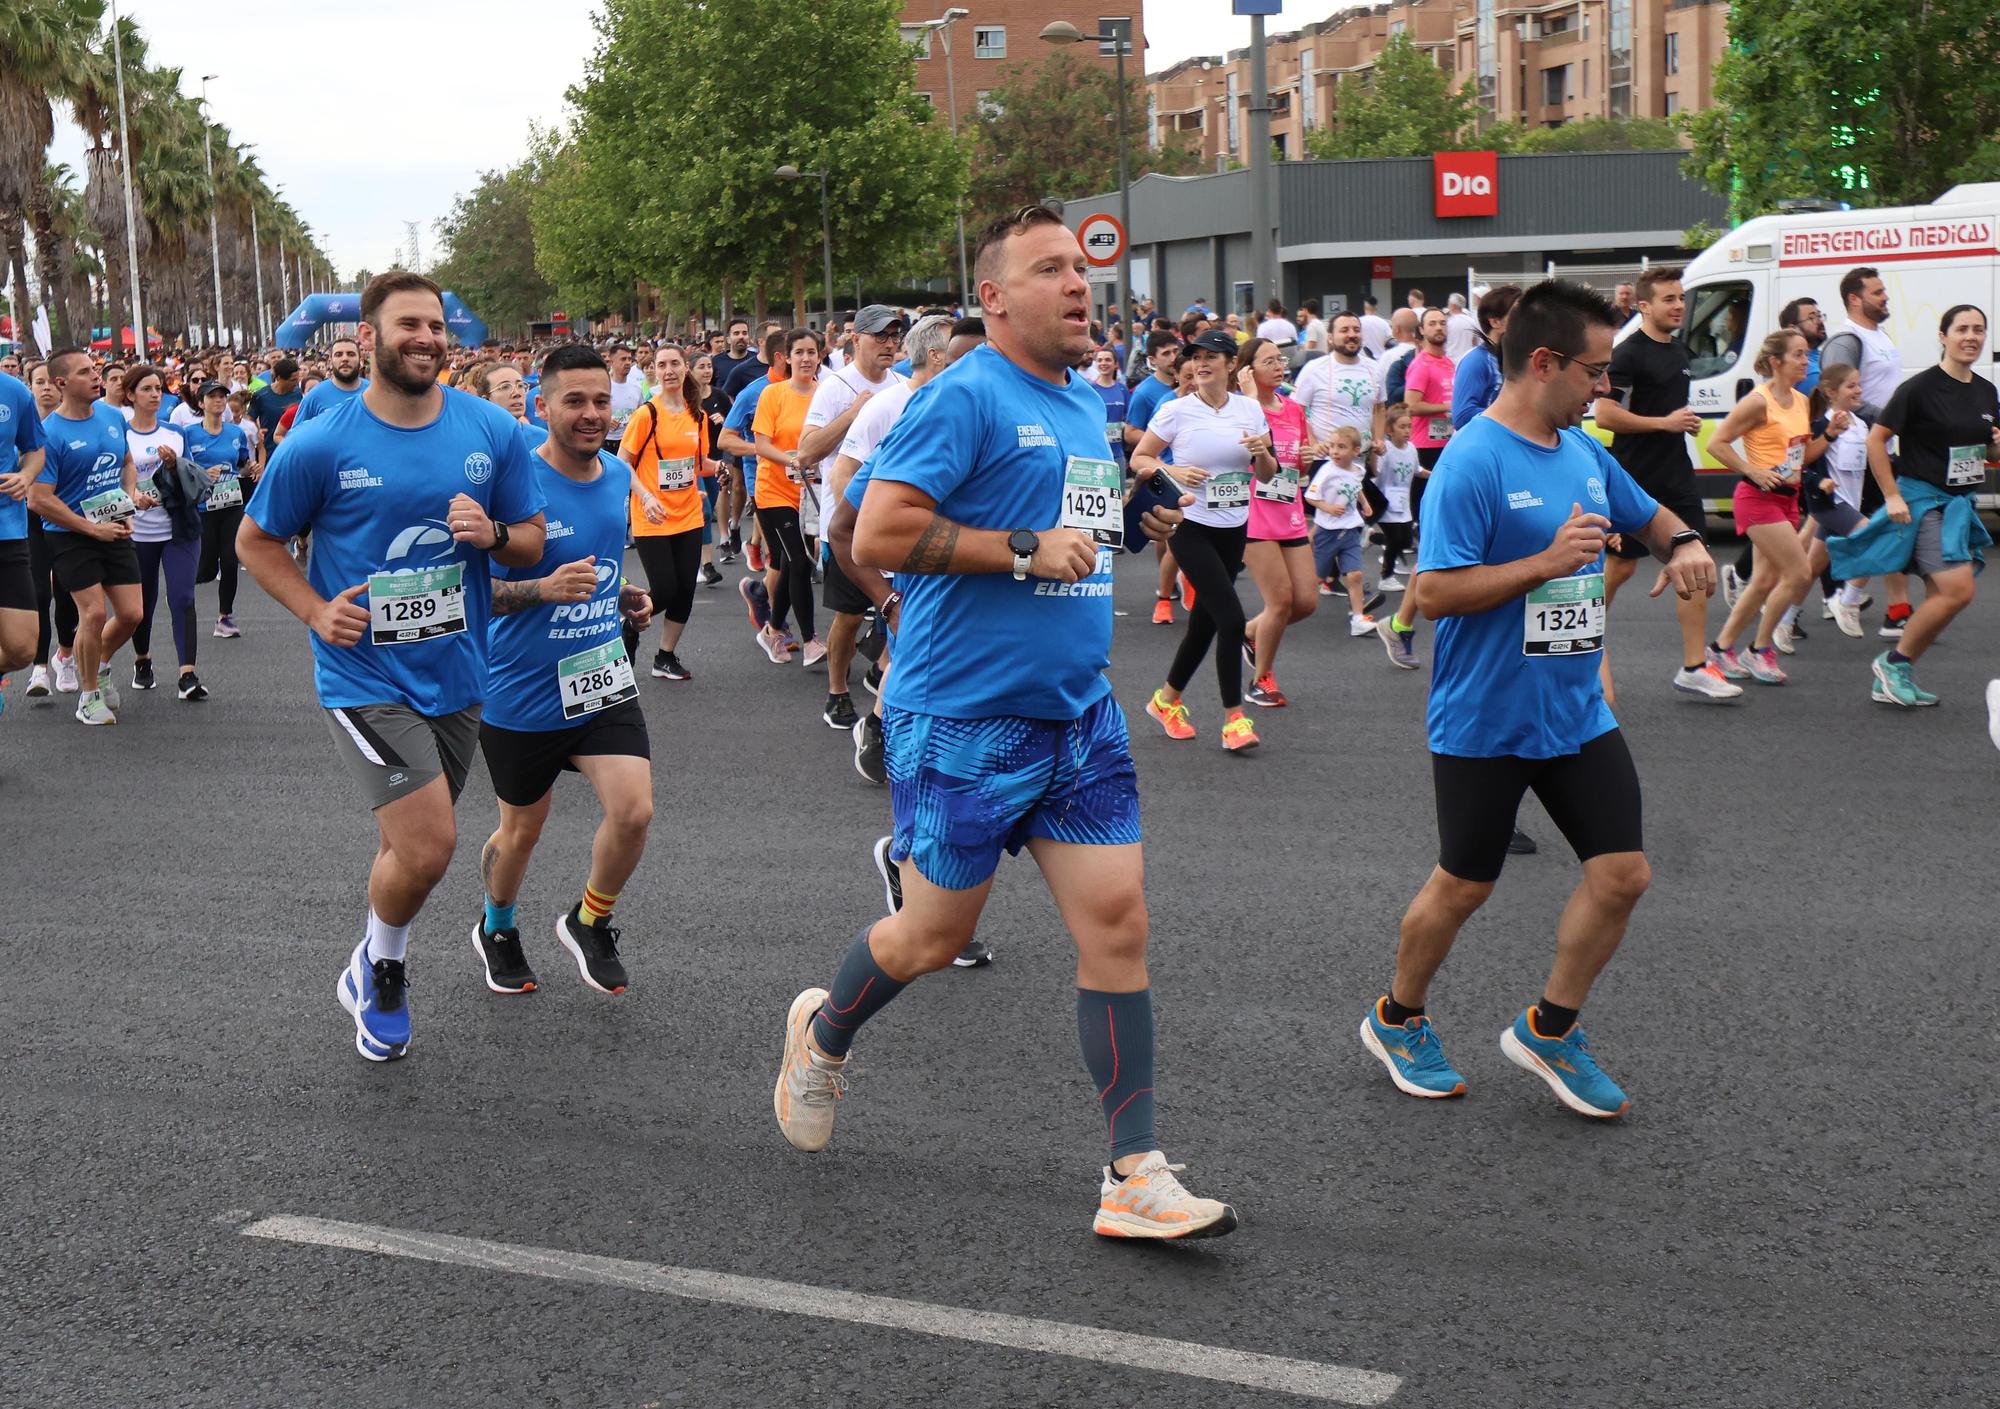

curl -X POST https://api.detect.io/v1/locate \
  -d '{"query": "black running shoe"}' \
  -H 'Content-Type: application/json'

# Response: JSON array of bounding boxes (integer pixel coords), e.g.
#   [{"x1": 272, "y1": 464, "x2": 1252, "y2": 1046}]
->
[
  {"x1": 952, "y1": 938, "x2": 996, "y2": 968},
  {"x1": 862, "y1": 663, "x2": 883, "y2": 697},
  {"x1": 853, "y1": 712, "x2": 886, "y2": 786},
  {"x1": 470, "y1": 918, "x2": 538, "y2": 994},
  {"x1": 176, "y1": 671, "x2": 208, "y2": 701},
  {"x1": 1508, "y1": 827, "x2": 1538, "y2": 856},
  {"x1": 699, "y1": 562, "x2": 723, "y2": 587},
  {"x1": 132, "y1": 658, "x2": 157, "y2": 691},
  {"x1": 652, "y1": 650, "x2": 691, "y2": 681},
  {"x1": 823, "y1": 691, "x2": 859, "y2": 731},
  {"x1": 872, "y1": 835, "x2": 903, "y2": 913},
  {"x1": 1363, "y1": 590, "x2": 1387, "y2": 617},
  {"x1": 556, "y1": 905, "x2": 628, "y2": 994}
]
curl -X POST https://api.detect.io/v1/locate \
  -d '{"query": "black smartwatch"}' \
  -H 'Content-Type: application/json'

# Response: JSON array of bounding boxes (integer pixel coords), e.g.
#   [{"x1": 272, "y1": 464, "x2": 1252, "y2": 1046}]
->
[
  {"x1": 1668, "y1": 528, "x2": 1703, "y2": 551},
  {"x1": 490, "y1": 518, "x2": 511, "y2": 552},
  {"x1": 1008, "y1": 529, "x2": 1039, "y2": 581}
]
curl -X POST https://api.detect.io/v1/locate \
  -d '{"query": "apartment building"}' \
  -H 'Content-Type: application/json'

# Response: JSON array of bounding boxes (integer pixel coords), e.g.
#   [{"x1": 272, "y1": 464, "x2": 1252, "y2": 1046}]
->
[
  {"x1": 899, "y1": 2, "x2": 1143, "y2": 130},
  {"x1": 1148, "y1": 0, "x2": 1730, "y2": 168}
]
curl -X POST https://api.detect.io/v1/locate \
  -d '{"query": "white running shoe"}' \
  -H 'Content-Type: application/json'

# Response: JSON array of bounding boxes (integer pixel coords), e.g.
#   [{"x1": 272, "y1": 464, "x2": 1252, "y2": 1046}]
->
[
  {"x1": 773, "y1": 987, "x2": 847, "y2": 1152},
  {"x1": 757, "y1": 625, "x2": 789, "y2": 665},
  {"x1": 1987, "y1": 680, "x2": 2000, "y2": 752},
  {"x1": 1772, "y1": 620, "x2": 1798, "y2": 656},
  {"x1": 74, "y1": 690, "x2": 116, "y2": 726},
  {"x1": 54, "y1": 650, "x2": 78, "y2": 694},
  {"x1": 24, "y1": 665, "x2": 50, "y2": 698},
  {"x1": 1831, "y1": 599, "x2": 1863, "y2": 637},
  {"x1": 1671, "y1": 662, "x2": 1744, "y2": 701},
  {"x1": 1722, "y1": 566, "x2": 1744, "y2": 609},
  {"x1": 1092, "y1": 1152, "x2": 1239, "y2": 1241},
  {"x1": 1377, "y1": 574, "x2": 1404, "y2": 593},
  {"x1": 1348, "y1": 613, "x2": 1376, "y2": 638}
]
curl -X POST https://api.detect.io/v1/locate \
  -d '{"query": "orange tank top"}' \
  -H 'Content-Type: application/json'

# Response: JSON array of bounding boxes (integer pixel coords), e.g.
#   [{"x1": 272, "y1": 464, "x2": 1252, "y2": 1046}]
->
[{"x1": 1742, "y1": 381, "x2": 1811, "y2": 488}]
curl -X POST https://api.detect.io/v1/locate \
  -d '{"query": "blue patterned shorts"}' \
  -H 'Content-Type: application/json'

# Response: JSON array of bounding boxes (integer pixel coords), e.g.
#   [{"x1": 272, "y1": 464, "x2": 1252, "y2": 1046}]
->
[{"x1": 885, "y1": 693, "x2": 1143, "y2": 890}]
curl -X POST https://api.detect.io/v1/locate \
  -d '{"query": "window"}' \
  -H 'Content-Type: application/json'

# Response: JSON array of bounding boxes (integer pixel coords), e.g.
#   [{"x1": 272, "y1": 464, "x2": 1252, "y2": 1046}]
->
[
  {"x1": 915, "y1": 91, "x2": 934, "y2": 106},
  {"x1": 1665, "y1": 33, "x2": 1680, "y2": 76},
  {"x1": 1543, "y1": 65, "x2": 1569, "y2": 106},
  {"x1": 1665, "y1": 91, "x2": 1680, "y2": 115},
  {"x1": 973, "y1": 25, "x2": 1006, "y2": 59},
  {"x1": 1476, "y1": 0, "x2": 1498, "y2": 116},
  {"x1": 899, "y1": 24, "x2": 931, "y2": 60},
  {"x1": 1543, "y1": 12, "x2": 1571, "y2": 34},
  {"x1": 1389, "y1": 18, "x2": 1405, "y2": 35},
  {"x1": 1299, "y1": 47, "x2": 1314, "y2": 129},
  {"x1": 1607, "y1": 0, "x2": 1632, "y2": 116},
  {"x1": 1097, "y1": 17, "x2": 1132, "y2": 57},
  {"x1": 1226, "y1": 71, "x2": 1240, "y2": 151},
  {"x1": 1582, "y1": 59, "x2": 1589, "y2": 95},
  {"x1": 1682, "y1": 280, "x2": 1754, "y2": 380},
  {"x1": 1147, "y1": 91, "x2": 1159, "y2": 146}
]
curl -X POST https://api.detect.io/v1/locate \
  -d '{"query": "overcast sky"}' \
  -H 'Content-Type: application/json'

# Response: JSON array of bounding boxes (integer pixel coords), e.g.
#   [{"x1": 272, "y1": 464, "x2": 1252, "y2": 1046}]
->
[{"x1": 45, "y1": 1, "x2": 1335, "y2": 289}]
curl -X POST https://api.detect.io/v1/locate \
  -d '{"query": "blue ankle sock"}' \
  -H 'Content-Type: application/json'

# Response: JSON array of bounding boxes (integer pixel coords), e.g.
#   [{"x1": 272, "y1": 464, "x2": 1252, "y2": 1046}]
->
[
  {"x1": 484, "y1": 896, "x2": 517, "y2": 934},
  {"x1": 811, "y1": 926, "x2": 906, "y2": 1058},
  {"x1": 1078, "y1": 988, "x2": 1157, "y2": 1163}
]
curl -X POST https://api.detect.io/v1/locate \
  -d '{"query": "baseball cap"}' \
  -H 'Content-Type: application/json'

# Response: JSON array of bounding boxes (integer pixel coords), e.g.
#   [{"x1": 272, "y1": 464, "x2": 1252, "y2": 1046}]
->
[
  {"x1": 1187, "y1": 329, "x2": 1241, "y2": 358},
  {"x1": 851, "y1": 304, "x2": 907, "y2": 336},
  {"x1": 198, "y1": 379, "x2": 229, "y2": 399}
]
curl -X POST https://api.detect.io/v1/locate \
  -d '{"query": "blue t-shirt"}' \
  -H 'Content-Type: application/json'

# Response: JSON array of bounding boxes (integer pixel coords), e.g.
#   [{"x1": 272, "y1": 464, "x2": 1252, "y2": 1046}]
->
[
  {"x1": 1090, "y1": 377, "x2": 1130, "y2": 461},
  {"x1": 1417, "y1": 416, "x2": 1658, "y2": 759},
  {"x1": 521, "y1": 374, "x2": 546, "y2": 427},
  {"x1": 37, "y1": 402, "x2": 131, "y2": 533},
  {"x1": 182, "y1": 420, "x2": 253, "y2": 511},
  {"x1": 294, "y1": 378, "x2": 369, "y2": 425},
  {"x1": 1125, "y1": 375, "x2": 1175, "y2": 437},
  {"x1": 1450, "y1": 344, "x2": 1501, "y2": 430},
  {"x1": 724, "y1": 379, "x2": 771, "y2": 488},
  {"x1": 484, "y1": 447, "x2": 632, "y2": 732},
  {"x1": 870, "y1": 343, "x2": 1116, "y2": 721},
  {"x1": 0, "y1": 372, "x2": 48, "y2": 541},
  {"x1": 245, "y1": 391, "x2": 545, "y2": 715}
]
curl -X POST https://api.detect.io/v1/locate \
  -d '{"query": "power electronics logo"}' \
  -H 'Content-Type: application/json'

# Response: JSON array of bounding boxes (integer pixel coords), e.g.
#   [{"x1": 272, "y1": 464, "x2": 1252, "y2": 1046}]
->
[
  {"x1": 1433, "y1": 151, "x2": 1498, "y2": 218},
  {"x1": 384, "y1": 521, "x2": 460, "y2": 566},
  {"x1": 463, "y1": 451, "x2": 494, "y2": 485}
]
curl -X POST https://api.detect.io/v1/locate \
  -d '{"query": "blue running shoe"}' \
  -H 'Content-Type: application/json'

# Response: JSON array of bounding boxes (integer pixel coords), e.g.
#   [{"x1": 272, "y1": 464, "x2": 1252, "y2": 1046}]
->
[
  {"x1": 1500, "y1": 1008, "x2": 1628, "y2": 1118},
  {"x1": 336, "y1": 939, "x2": 411, "y2": 1062},
  {"x1": 1359, "y1": 997, "x2": 1467, "y2": 1098}
]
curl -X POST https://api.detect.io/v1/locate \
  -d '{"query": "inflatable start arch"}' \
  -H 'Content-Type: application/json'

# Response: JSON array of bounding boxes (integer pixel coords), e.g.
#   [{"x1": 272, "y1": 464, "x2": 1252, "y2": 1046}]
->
[{"x1": 275, "y1": 291, "x2": 489, "y2": 349}]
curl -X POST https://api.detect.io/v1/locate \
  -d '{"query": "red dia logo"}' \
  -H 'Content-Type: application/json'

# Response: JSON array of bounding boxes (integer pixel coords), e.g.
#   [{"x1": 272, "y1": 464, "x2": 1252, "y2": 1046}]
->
[{"x1": 1433, "y1": 152, "x2": 1498, "y2": 218}]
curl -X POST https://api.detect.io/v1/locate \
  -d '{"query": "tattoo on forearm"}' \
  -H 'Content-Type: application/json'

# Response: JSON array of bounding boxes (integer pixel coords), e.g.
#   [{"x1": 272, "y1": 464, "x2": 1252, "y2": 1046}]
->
[
  {"x1": 491, "y1": 579, "x2": 543, "y2": 615},
  {"x1": 900, "y1": 517, "x2": 961, "y2": 574}
]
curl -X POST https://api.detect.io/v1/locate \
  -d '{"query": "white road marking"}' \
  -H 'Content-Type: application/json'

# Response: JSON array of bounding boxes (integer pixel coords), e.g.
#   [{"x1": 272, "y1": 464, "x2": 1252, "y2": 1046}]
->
[{"x1": 240, "y1": 1214, "x2": 1400, "y2": 1404}]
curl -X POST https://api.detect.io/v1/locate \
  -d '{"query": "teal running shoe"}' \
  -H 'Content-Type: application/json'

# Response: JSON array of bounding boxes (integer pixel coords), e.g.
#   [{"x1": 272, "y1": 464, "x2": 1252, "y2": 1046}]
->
[
  {"x1": 1360, "y1": 997, "x2": 1467, "y2": 1098},
  {"x1": 1870, "y1": 651, "x2": 1935, "y2": 707},
  {"x1": 1500, "y1": 1008, "x2": 1629, "y2": 1118}
]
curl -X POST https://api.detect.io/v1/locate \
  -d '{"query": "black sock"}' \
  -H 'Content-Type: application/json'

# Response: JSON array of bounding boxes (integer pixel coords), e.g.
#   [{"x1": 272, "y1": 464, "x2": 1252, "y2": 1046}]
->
[
  {"x1": 1382, "y1": 994, "x2": 1424, "y2": 1026},
  {"x1": 1887, "y1": 649, "x2": 1909, "y2": 665},
  {"x1": 1533, "y1": 999, "x2": 1580, "y2": 1038}
]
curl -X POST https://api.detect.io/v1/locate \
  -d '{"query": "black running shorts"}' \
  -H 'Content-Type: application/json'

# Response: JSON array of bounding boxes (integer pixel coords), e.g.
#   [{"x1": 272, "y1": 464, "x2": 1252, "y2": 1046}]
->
[
  {"x1": 48, "y1": 532, "x2": 142, "y2": 592},
  {"x1": 0, "y1": 539, "x2": 34, "y2": 611},
  {"x1": 479, "y1": 700, "x2": 650, "y2": 808},
  {"x1": 1432, "y1": 729, "x2": 1644, "y2": 883}
]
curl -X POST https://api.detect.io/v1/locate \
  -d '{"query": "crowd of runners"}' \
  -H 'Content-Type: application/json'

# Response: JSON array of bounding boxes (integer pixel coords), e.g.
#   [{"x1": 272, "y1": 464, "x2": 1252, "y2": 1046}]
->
[{"x1": 4, "y1": 217, "x2": 1996, "y2": 1243}]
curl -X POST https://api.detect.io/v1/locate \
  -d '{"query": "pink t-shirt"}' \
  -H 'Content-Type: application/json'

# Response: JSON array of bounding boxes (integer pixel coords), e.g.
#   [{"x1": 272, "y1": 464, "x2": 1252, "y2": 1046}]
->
[
  {"x1": 1404, "y1": 350, "x2": 1456, "y2": 449},
  {"x1": 1247, "y1": 393, "x2": 1309, "y2": 541}
]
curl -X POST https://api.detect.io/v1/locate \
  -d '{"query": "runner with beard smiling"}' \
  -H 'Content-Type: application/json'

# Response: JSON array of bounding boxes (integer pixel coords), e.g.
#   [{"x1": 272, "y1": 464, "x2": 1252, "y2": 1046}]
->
[
  {"x1": 293, "y1": 336, "x2": 370, "y2": 425},
  {"x1": 238, "y1": 271, "x2": 547, "y2": 1064}
]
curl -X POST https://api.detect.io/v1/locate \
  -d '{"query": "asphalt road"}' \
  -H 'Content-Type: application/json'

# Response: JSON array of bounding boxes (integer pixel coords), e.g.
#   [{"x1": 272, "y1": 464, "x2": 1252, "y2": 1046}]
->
[{"x1": 2, "y1": 540, "x2": 1994, "y2": 1408}]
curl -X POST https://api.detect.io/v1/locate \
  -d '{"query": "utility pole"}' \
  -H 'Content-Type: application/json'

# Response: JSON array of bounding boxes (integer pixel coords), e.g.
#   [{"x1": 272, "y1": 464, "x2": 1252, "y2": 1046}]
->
[{"x1": 110, "y1": 0, "x2": 146, "y2": 356}]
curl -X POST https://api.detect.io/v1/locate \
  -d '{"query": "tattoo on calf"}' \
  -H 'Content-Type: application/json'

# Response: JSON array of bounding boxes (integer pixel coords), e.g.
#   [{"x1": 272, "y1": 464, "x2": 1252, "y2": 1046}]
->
[{"x1": 900, "y1": 517, "x2": 960, "y2": 574}]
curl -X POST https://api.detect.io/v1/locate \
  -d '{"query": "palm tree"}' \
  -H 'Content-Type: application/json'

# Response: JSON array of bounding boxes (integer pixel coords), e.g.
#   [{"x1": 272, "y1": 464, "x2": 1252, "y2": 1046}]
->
[
  {"x1": 0, "y1": 0, "x2": 105, "y2": 348},
  {"x1": 67, "y1": 7, "x2": 145, "y2": 346}
]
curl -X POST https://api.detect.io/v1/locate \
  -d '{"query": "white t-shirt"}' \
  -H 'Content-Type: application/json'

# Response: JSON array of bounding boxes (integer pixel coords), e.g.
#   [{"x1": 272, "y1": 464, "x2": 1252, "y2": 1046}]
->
[
  {"x1": 608, "y1": 369, "x2": 646, "y2": 436},
  {"x1": 1844, "y1": 322, "x2": 1901, "y2": 410},
  {"x1": 1292, "y1": 355, "x2": 1381, "y2": 446},
  {"x1": 1823, "y1": 418, "x2": 1869, "y2": 509},
  {"x1": 125, "y1": 421, "x2": 184, "y2": 544},
  {"x1": 168, "y1": 401, "x2": 203, "y2": 429},
  {"x1": 1307, "y1": 462, "x2": 1365, "y2": 531},
  {"x1": 1300, "y1": 317, "x2": 1328, "y2": 355},
  {"x1": 1445, "y1": 310, "x2": 1481, "y2": 362},
  {"x1": 1360, "y1": 313, "x2": 1392, "y2": 359},
  {"x1": 1255, "y1": 316, "x2": 1297, "y2": 346},
  {"x1": 836, "y1": 380, "x2": 921, "y2": 580},
  {"x1": 1146, "y1": 391, "x2": 1268, "y2": 529},
  {"x1": 807, "y1": 365, "x2": 906, "y2": 527},
  {"x1": 1375, "y1": 440, "x2": 1419, "y2": 523}
]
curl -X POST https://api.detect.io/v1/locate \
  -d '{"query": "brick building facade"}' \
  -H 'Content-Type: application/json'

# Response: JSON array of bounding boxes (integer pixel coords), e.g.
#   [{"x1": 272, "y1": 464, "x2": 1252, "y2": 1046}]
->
[{"x1": 899, "y1": 2, "x2": 1142, "y2": 130}]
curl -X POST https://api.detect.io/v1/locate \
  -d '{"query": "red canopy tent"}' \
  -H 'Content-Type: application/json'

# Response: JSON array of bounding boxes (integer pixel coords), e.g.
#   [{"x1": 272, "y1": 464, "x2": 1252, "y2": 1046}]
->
[{"x1": 90, "y1": 326, "x2": 165, "y2": 352}]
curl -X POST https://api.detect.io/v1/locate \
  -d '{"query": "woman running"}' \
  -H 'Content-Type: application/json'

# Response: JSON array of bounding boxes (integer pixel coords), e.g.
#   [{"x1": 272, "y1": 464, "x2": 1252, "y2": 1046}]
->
[
  {"x1": 465, "y1": 359, "x2": 531, "y2": 423},
  {"x1": 1801, "y1": 363, "x2": 1871, "y2": 639},
  {"x1": 619, "y1": 344, "x2": 714, "y2": 682},
  {"x1": 751, "y1": 328, "x2": 825, "y2": 667},
  {"x1": 1833, "y1": 303, "x2": 1999, "y2": 707},
  {"x1": 21, "y1": 359, "x2": 80, "y2": 698},
  {"x1": 693, "y1": 352, "x2": 737, "y2": 568},
  {"x1": 1233, "y1": 336, "x2": 1317, "y2": 708},
  {"x1": 121, "y1": 365, "x2": 206, "y2": 700},
  {"x1": 1132, "y1": 328, "x2": 1278, "y2": 752},
  {"x1": 1706, "y1": 330, "x2": 1814, "y2": 685}
]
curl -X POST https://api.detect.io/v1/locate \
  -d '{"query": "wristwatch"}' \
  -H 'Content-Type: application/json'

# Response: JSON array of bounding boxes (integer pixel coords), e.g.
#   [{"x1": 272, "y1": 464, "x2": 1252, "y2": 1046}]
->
[
  {"x1": 1668, "y1": 528, "x2": 1703, "y2": 550},
  {"x1": 490, "y1": 518, "x2": 511, "y2": 552},
  {"x1": 1008, "y1": 529, "x2": 1039, "y2": 581}
]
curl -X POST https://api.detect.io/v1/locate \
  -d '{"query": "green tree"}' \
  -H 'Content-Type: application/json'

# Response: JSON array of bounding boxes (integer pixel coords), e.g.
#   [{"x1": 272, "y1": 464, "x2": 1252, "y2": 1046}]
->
[
  {"x1": 1509, "y1": 115, "x2": 1682, "y2": 154},
  {"x1": 1683, "y1": 0, "x2": 2000, "y2": 219},
  {"x1": 430, "y1": 159, "x2": 556, "y2": 339},
  {"x1": 966, "y1": 50, "x2": 1201, "y2": 229},
  {"x1": 545, "y1": 0, "x2": 963, "y2": 324},
  {"x1": 1, "y1": 0, "x2": 104, "y2": 346},
  {"x1": 1305, "y1": 32, "x2": 1481, "y2": 160}
]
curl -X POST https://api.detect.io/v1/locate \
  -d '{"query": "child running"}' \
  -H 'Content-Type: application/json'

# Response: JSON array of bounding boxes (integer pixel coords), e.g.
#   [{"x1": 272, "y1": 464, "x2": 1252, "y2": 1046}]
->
[{"x1": 1306, "y1": 426, "x2": 1375, "y2": 636}]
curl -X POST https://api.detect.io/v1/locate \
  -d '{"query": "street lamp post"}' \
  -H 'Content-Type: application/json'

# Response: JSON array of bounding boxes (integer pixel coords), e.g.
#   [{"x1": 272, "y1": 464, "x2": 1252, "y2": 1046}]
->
[
  {"x1": 775, "y1": 164, "x2": 835, "y2": 330},
  {"x1": 200, "y1": 74, "x2": 226, "y2": 347},
  {"x1": 109, "y1": 0, "x2": 145, "y2": 357},
  {"x1": 923, "y1": 9, "x2": 972, "y2": 305},
  {"x1": 1246, "y1": 15, "x2": 1279, "y2": 315},
  {"x1": 1040, "y1": 20, "x2": 1133, "y2": 335}
]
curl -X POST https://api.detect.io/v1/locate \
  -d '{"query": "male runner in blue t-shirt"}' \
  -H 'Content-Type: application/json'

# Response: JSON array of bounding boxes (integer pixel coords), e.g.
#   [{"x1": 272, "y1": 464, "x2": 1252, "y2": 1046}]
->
[
  {"x1": 292, "y1": 335, "x2": 369, "y2": 424},
  {"x1": 1358, "y1": 281, "x2": 1716, "y2": 1120},
  {"x1": 0, "y1": 369, "x2": 49, "y2": 696},
  {"x1": 769, "y1": 205, "x2": 1235, "y2": 1240},
  {"x1": 472, "y1": 344, "x2": 655, "y2": 999},
  {"x1": 239, "y1": 272, "x2": 548, "y2": 1063}
]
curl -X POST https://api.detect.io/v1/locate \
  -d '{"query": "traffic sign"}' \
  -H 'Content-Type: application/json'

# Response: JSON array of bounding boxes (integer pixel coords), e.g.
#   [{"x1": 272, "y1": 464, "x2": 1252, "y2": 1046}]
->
[
  {"x1": 1085, "y1": 266, "x2": 1117, "y2": 285},
  {"x1": 1077, "y1": 212, "x2": 1126, "y2": 268}
]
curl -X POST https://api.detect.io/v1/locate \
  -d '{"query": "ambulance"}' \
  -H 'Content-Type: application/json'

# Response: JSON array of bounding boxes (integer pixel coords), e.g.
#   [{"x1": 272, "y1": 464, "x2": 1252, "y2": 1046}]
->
[{"x1": 1624, "y1": 183, "x2": 2000, "y2": 518}]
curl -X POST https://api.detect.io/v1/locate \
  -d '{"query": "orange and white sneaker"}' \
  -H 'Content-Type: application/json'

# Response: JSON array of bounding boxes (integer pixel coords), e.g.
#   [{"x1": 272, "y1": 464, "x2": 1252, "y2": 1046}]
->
[
  {"x1": 1145, "y1": 689, "x2": 1196, "y2": 741},
  {"x1": 1220, "y1": 714, "x2": 1260, "y2": 752},
  {"x1": 1094, "y1": 1152, "x2": 1239, "y2": 1240},
  {"x1": 773, "y1": 987, "x2": 848, "y2": 1151},
  {"x1": 1180, "y1": 576, "x2": 1196, "y2": 611},
  {"x1": 1150, "y1": 595, "x2": 1174, "y2": 625}
]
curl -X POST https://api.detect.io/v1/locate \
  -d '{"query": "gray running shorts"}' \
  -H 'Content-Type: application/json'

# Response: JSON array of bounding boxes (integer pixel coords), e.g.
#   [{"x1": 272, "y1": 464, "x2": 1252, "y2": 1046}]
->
[{"x1": 323, "y1": 703, "x2": 482, "y2": 810}]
